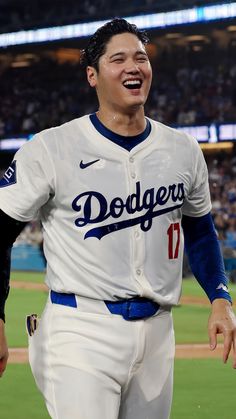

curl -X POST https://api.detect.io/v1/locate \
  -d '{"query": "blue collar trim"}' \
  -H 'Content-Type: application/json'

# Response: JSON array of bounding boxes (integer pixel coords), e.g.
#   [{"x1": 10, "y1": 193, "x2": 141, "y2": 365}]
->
[{"x1": 89, "y1": 113, "x2": 151, "y2": 151}]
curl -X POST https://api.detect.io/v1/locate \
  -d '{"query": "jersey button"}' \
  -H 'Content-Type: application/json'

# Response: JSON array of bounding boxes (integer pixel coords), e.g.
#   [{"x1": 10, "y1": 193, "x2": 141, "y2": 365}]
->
[
  {"x1": 136, "y1": 269, "x2": 142, "y2": 276},
  {"x1": 131, "y1": 172, "x2": 136, "y2": 179},
  {"x1": 129, "y1": 157, "x2": 134, "y2": 163}
]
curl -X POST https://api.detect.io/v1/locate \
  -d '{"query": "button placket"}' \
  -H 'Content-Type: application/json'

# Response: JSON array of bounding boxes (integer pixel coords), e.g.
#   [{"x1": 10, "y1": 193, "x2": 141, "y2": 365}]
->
[
  {"x1": 127, "y1": 153, "x2": 144, "y2": 288},
  {"x1": 129, "y1": 155, "x2": 136, "y2": 179},
  {"x1": 135, "y1": 230, "x2": 140, "y2": 239}
]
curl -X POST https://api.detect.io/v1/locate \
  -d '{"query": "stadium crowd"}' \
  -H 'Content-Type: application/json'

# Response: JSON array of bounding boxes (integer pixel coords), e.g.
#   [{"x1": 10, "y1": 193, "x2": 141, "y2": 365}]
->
[
  {"x1": 0, "y1": 52, "x2": 236, "y2": 138},
  {"x1": 209, "y1": 153, "x2": 236, "y2": 250}
]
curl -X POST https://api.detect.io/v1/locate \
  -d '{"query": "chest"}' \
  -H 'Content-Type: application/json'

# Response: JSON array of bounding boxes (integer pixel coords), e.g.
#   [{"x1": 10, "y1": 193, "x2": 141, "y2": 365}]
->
[{"x1": 52, "y1": 146, "x2": 192, "y2": 215}]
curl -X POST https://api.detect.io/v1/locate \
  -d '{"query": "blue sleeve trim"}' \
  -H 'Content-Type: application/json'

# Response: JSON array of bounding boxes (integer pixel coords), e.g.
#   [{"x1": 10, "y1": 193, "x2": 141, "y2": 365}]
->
[{"x1": 182, "y1": 212, "x2": 232, "y2": 304}]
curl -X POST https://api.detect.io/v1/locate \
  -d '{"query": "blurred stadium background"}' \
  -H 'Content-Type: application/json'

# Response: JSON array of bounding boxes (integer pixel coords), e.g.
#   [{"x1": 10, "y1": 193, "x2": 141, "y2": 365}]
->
[
  {"x1": 0, "y1": 0, "x2": 236, "y2": 281},
  {"x1": 1, "y1": 3, "x2": 236, "y2": 419}
]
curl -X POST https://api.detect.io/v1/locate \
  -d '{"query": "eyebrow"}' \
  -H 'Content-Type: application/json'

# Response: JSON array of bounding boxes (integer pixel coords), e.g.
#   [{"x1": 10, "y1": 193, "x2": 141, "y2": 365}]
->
[{"x1": 109, "y1": 50, "x2": 148, "y2": 59}]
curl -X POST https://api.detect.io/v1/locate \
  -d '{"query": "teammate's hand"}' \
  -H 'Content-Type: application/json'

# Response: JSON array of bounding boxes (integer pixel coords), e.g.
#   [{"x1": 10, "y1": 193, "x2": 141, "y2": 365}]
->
[
  {"x1": 0, "y1": 319, "x2": 9, "y2": 377},
  {"x1": 208, "y1": 298, "x2": 236, "y2": 368}
]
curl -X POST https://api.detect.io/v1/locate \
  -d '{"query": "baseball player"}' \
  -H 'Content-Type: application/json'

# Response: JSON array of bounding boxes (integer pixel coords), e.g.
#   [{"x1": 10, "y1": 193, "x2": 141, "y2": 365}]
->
[{"x1": 0, "y1": 18, "x2": 236, "y2": 419}]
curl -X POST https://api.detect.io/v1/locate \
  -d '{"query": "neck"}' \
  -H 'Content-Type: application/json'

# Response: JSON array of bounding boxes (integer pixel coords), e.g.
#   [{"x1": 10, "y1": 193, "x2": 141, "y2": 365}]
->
[{"x1": 96, "y1": 107, "x2": 146, "y2": 136}]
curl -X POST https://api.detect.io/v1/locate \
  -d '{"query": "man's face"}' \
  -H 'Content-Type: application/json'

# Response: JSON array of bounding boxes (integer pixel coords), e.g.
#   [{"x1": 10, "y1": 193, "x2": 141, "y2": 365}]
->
[{"x1": 87, "y1": 32, "x2": 152, "y2": 112}]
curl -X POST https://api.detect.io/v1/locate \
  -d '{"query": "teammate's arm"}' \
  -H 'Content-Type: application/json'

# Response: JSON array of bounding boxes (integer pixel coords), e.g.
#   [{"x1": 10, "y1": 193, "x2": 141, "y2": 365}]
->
[
  {"x1": 0, "y1": 209, "x2": 27, "y2": 376},
  {"x1": 182, "y1": 212, "x2": 236, "y2": 368}
]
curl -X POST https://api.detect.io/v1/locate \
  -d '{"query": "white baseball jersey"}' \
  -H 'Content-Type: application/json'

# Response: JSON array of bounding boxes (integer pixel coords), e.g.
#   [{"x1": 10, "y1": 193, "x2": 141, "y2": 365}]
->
[{"x1": 0, "y1": 115, "x2": 211, "y2": 306}]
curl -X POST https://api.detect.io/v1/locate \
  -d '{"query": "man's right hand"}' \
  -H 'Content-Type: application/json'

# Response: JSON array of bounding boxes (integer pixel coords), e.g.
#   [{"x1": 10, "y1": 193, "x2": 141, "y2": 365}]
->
[{"x1": 0, "y1": 319, "x2": 8, "y2": 377}]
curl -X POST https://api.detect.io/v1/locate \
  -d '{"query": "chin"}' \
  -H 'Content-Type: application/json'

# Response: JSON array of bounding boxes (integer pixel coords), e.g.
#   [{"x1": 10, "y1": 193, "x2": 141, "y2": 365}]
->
[
  {"x1": 129, "y1": 99, "x2": 146, "y2": 110},
  {"x1": 128, "y1": 95, "x2": 145, "y2": 106},
  {"x1": 126, "y1": 103, "x2": 145, "y2": 114}
]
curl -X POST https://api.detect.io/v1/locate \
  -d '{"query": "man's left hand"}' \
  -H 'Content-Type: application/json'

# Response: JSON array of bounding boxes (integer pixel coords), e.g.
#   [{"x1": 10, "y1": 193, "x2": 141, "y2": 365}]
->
[{"x1": 208, "y1": 298, "x2": 236, "y2": 368}]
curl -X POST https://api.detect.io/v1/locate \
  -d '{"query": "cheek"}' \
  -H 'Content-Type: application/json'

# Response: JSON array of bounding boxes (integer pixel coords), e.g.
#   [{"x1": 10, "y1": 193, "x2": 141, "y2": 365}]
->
[
  {"x1": 99, "y1": 71, "x2": 119, "y2": 89},
  {"x1": 109, "y1": 68, "x2": 120, "y2": 76},
  {"x1": 145, "y1": 70, "x2": 153, "y2": 91},
  {"x1": 146, "y1": 66, "x2": 153, "y2": 82},
  {"x1": 142, "y1": 61, "x2": 152, "y2": 77}
]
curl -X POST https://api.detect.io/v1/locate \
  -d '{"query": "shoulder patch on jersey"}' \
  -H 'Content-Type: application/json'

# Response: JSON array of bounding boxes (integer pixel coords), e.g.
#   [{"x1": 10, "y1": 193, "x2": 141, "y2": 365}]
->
[{"x1": 0, "y1": 160, "x2": 17, "y2": 188}]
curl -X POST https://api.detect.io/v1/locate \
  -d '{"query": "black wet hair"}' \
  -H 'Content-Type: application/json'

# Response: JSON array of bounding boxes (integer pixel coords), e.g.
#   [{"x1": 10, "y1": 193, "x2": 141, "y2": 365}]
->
[{"x1": 80, "y1": 18, "x2": 149, "y2": 71}]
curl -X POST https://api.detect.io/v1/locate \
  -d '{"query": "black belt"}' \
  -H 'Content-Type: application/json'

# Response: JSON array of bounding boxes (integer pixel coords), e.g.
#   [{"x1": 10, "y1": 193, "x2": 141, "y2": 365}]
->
[{"x1": 50, "y1": 291, "x2": 160, "y2": 321}]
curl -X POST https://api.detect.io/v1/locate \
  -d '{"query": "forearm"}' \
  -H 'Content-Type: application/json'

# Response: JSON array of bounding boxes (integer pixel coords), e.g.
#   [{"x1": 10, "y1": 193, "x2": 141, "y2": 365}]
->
[
  {"x1": 182, "y1": 213, "x2": 232, "y2": 304},
  {"x1": 0, "y1": 246, "x2": 11, "y2": 322},
  {"x1": 0, "y1": 209, "x2": 27, "y2": 322}
]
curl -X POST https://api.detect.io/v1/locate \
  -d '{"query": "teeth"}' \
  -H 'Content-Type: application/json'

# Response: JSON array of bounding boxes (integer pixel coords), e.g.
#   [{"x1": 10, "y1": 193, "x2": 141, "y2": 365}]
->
[{"x1": 124, "y1": 80, "x2": 141, "y2": 86}]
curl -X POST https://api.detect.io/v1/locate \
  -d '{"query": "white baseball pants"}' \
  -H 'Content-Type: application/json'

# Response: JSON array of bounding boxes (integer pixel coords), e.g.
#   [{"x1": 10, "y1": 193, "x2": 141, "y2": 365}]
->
[{"x1": 28, "y1": 295, "x2": 175, "y2": 419}]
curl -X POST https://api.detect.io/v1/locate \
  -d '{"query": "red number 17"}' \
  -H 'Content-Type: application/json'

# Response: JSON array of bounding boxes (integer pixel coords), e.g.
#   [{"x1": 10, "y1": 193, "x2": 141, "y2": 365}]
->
[{"x1": 167, "y1": 222, "x2": 180, "y2": 259}]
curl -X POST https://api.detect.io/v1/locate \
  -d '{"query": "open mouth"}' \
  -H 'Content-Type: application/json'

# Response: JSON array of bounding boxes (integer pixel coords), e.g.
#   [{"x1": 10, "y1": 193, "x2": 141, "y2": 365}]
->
[{"x1": 123, "y1": 80, "x2": 142, "y2": 90}]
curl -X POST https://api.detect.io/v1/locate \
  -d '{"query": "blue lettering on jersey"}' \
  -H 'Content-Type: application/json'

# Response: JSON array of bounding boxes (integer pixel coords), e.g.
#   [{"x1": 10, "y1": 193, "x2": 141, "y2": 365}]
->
[
  {"x1": 72, "y1": 181, "x2": 185, "y2": 239},
  {"x1": 0, "y1": 160, "x2": 17, "y2": 188}
]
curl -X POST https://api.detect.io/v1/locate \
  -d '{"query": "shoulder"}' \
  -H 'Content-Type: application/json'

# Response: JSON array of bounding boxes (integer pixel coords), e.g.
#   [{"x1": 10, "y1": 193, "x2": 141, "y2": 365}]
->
[
  {"x1": 13, "y1": 115, "x2": 89, "y2": 163},
  {"x1": 20, "y1": 115, "x2": 90, "y2": 156},
  {"x1": 38, "y1": 114, "x2": 90, "y2": 141},
  {"x1": 148, "y1": 117, "x2": 197, "y2": 144},
  {"x1": 147, "y1": 118, "x2": 201, "y2": 155}
]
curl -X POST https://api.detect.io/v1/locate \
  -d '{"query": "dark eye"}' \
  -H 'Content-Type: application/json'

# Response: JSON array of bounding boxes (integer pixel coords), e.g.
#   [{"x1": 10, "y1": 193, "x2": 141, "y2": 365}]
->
[
  {"x1": 113, "y1": 58, "x2": 124, "y2": 63},
  {"x1": 137, "y1": 56, "x2": 148, "y2": 62}
]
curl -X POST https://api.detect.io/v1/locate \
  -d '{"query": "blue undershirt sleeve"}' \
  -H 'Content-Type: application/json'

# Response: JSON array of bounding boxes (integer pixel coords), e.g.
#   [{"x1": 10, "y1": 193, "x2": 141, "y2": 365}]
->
[{"x1": 182, "y1": 212, "x2": 232, "y2": 304}]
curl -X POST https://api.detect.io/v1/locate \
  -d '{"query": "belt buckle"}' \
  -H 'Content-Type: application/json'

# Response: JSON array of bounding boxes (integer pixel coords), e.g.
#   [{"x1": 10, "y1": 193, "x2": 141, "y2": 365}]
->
[
  {"x1": 121, "y1": 299, "x2": 159, "y2": 321},
  {"x1": 121, "y1": 301, "x2": 133, "y2": 320},
  {"x1": 121, "y1": 299, "x2": 144, "y2": 320}
]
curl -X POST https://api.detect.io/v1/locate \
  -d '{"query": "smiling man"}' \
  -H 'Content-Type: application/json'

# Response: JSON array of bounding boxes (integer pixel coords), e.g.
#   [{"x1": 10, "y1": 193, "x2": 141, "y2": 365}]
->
[
  {"x1": 0, "y1": 18, "x2": 236, "y2": 419},
  {"x1": 86, "y1": 31, "x2": 152, "y2": 125}
]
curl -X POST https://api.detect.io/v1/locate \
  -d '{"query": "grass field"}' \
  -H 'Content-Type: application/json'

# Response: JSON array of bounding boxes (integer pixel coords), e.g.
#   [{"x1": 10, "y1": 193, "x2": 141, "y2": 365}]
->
[
  {"x1": 0, "y1": 364, "x2": 49, "y2": 419},
  {"x1": 0, "y1": 360, "x2": 235, "y2": 419},
  {"x1": 171, "y1": 359, "x2": 236, "y2": 419},
  {"x1": 1, "y1": 271, "x2": 236, "y2": 419},
  {"x1": 182, "y1": 277, "x2": 236, "y2": 300},
  {"x1": 5, "y1": 288, "x2": 47, "y2": 347},
  {"x1": 173, "y1": 304, "x2": 211, "y2": 343}
]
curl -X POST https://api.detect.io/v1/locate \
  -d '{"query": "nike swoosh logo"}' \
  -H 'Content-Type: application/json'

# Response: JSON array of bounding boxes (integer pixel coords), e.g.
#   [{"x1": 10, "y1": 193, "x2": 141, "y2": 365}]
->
[{"x1": 80, "y1": 159, "x2": 100, "y2": 169}]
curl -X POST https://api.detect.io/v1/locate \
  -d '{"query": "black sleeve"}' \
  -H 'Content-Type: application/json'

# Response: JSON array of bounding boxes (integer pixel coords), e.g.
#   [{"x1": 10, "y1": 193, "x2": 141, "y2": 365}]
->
[{"x1": 0, "y1": 210, "x2": 27, "y2": 322}]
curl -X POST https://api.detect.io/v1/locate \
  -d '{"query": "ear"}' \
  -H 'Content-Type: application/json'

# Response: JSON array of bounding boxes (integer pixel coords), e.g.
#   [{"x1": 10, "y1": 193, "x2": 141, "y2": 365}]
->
[{"x1": 87, "y1": 66, "x2": 98, "y2": 88}]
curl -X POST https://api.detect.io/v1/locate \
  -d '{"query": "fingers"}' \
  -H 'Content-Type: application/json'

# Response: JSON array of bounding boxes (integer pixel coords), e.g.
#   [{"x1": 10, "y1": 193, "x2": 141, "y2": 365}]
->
[
  {"x1": 0, "y1": 322, "x2": 9, "y2": 377},
  {"x1": 208, "y1": 303, "x2": 236, "y2": 368},
  {"x1": 210, "y1": 327, "x2": 236, "y2": 368},
  {"x1": 0, "y1": 349, "x2": 9, "y2": 378},
  {"x1": 0, "y1": 365, "x2": 6, "y2": 377},
  {"x1": 0, "y1": 357, "x2": 8, "y2": 377},
  {"x1": 222, "y1": 332, "x2": 232, "y2": 364},
  {"x1": 208, "y1": 320, "x2": 236, "y2": 367},
  {"x1": 208, "y1": 323, "x2": 217, "y2": 351},
  {"x1": 232, "y1": 336, "x2": 236, "y2": 369}
]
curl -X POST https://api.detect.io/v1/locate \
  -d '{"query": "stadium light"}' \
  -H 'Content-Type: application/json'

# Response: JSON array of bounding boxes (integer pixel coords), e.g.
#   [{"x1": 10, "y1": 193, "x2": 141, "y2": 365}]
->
[{"x1": 0, "y1": 2, "x2": 236, "y2": 48}]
